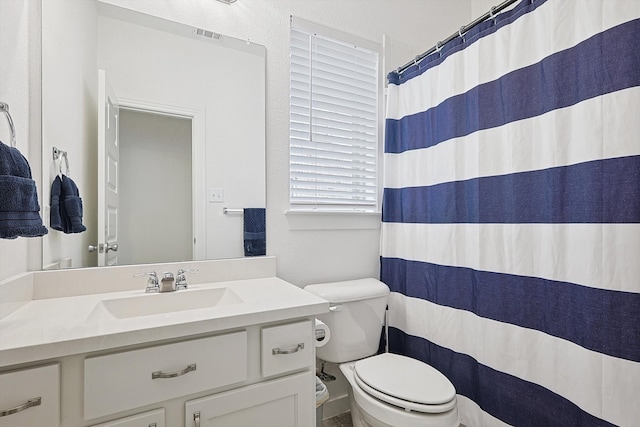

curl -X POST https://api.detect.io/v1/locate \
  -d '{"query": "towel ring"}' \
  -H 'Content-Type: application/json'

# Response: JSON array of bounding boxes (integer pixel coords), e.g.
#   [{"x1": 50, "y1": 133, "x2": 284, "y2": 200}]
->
[{"x1": 0, "y1": 102, "x2": 17, "y2": 148}]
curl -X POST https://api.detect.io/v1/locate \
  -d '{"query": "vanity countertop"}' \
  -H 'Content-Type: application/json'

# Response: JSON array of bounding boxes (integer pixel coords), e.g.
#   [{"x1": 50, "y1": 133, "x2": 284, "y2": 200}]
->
[{"x1": 0, "y1": 276, "x2": 329, "y2": 368}]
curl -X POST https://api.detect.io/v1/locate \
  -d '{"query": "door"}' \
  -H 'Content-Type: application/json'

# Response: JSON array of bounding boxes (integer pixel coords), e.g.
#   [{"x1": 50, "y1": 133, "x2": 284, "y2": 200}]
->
[
  {"x1": 97, "y1": 69, "x2": 120, "y2": 266},
  {"x1": 185, "y1": 372, "x2": 315, "y2": 427}
]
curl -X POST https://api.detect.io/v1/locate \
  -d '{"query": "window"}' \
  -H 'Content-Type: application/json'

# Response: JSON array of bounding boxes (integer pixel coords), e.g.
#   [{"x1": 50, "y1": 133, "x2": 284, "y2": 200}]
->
[{"x1": 289, "y1": 18, "x2": 380, "y2": 212}]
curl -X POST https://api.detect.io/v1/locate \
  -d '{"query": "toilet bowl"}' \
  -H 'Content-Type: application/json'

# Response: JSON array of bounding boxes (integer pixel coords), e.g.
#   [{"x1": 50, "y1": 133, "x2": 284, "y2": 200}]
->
[
  {"x1": 305, "y1": 279, "x2": 459, "y2": 427},
  {"x1": 340, "y1": 354, "x2": 459, "y2": 427}
]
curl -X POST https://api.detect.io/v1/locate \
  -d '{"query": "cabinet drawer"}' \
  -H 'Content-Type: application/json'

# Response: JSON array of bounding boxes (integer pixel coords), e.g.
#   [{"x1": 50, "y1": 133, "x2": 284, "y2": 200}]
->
[
  {"x1": 261, "y1": 320, "x2": 313, "y2": 377},
  {"x1": 0, "y1": 364, "x2": 60, "y2": 427},
  {"x1": 90, "y1": 408, "x2": 165, "y2": 427},
  {"x1": 84, "y1": 331, "x2": 247, "y2": 420}
]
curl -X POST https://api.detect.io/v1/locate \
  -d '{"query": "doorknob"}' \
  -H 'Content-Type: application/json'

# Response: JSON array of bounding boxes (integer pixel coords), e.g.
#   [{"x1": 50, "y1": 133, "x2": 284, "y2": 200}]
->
[{"x1": 89, "y1": 243, "x2": 119, "y2": 253}]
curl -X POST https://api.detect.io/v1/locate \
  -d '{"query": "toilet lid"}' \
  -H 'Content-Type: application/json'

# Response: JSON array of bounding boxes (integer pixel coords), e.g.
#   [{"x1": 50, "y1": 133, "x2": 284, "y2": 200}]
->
[{"x1": 354, "y1": 353, "x2": 456, "y2": 413}]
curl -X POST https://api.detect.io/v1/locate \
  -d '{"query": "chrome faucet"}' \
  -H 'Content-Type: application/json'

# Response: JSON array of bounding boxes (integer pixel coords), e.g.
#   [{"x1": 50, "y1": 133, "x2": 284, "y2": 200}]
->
[
  {"x1": 135, "y1": 269, "x2": 198, "y2": 293},
  {"x1": 176, "y1": 268, "x2": 198, "y2": 290},
  {"x1": 134, "y1": 271, "x2": 160, "y2": 293}
]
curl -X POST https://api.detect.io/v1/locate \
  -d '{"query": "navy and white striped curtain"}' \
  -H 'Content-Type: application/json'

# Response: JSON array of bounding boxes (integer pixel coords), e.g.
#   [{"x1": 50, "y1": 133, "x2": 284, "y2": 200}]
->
[{"x1": 381, "y1": 1, "x2": 640, "y2": 426}]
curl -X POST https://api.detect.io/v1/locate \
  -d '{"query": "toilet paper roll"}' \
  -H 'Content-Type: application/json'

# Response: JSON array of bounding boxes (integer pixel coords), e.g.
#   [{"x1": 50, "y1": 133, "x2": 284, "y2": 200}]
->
[{"x1": 314, "y1": 319, "x2": 331, "y2": 347}]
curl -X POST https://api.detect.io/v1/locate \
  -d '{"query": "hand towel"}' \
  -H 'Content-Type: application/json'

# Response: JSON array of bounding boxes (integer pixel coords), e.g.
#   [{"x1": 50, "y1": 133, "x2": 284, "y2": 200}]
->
[
  {"x1": 60, "y1": 175, "x2": 86, "y2": 233},
  {"x1": 243, "y1": 208, "x2": 265, "y2": 256},
  {"x1": 0, "y1": 140, "x2": 48, "y2": 239},
  {"x1": 50, "y1": 175, "x2": 63, "y2": 231}
]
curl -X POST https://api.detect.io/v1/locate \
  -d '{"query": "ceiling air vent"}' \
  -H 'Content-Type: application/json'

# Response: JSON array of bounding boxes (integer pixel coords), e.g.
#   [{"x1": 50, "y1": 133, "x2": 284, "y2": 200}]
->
[{"x1": 194, "y1": 28, "x2": 224, "y2": 41}]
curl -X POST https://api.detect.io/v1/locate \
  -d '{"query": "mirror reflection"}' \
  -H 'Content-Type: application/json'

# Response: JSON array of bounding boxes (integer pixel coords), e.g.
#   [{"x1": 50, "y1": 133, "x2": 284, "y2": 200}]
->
[{"x1": 41, "y1": 1, "x2": 266, "y2": 269}]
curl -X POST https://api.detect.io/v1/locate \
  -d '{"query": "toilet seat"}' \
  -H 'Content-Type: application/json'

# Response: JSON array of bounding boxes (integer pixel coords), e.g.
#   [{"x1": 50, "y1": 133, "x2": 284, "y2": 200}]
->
[{"x1": 353, "y1": 353, "x2": 456, "y2": 414}]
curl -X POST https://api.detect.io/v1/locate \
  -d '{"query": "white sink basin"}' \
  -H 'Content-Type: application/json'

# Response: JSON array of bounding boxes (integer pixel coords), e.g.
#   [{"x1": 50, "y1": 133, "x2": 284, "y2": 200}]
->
[{"x1": 90, "y1": 287, "x2": 244, "y2": 320}]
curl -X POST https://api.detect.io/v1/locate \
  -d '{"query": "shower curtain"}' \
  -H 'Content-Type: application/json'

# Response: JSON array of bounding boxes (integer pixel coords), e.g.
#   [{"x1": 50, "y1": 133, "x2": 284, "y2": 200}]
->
[{"x1": 381, "y1": 1, "x2": 640, "y2": 426}]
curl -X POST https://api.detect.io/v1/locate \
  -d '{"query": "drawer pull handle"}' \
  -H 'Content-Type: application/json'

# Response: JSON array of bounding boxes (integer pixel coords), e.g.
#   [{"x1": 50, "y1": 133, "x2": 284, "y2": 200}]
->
[
  {"x1": 194, "y1": 411, "x2": 201, "y2": 427},
  {"x1": 151, "y1": 363, "x2": 196, "y2": 379},
  {"x1": 0, "y1": 397, "x2": 41, "y2": 417},
  {"x1": 272, "y1": 343, "x2": 304, "y2": 355}
]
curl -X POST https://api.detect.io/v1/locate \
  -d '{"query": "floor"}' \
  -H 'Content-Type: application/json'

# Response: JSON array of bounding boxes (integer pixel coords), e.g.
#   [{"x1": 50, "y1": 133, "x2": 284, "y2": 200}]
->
[{"x1": 322, "y1": 412, "x2": 353, "y2": 427}]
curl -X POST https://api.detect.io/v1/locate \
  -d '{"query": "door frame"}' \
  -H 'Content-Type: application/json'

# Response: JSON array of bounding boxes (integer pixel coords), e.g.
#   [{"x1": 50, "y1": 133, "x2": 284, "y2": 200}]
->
[{"x1": 118, "y1": 97, "x2": 206, "y2": 261}]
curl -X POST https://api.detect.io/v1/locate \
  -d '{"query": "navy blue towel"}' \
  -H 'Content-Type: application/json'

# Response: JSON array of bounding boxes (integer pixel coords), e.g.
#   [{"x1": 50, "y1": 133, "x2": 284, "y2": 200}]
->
[
  {"x1": 0, "y1": 140, "x2": 48, "y2": 239},
  {"x1": 50, "y1": 175, "x2": 63, "y2": 231},
  {"x1": 243, "y1": 208, "x2": 265, "y2": 256},
  {"x1": 51, "y1": 174, "x2": 86, "y2": 233},
  {"x1": 60, "y1": 175, "x2": 86, "y2": 233}
]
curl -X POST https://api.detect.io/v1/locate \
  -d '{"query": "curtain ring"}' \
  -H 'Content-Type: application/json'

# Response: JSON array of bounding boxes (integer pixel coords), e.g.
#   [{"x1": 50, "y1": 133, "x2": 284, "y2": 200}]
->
[
  {"x1": 489, "y1": 6, "x2": 497, "y2": 25},
  {"x1": 459, "y1": 25, "x2": 465, "y2": 42},
  {"x1": 435, "y1": 41, "x2": 442, "y2": 57}
]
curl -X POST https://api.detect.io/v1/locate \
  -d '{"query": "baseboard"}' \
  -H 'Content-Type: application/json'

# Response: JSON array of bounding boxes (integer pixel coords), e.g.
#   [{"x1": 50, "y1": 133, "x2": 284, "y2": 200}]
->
[{"x1": 322, "y1": 393, "x2": 350, "y2": 420}]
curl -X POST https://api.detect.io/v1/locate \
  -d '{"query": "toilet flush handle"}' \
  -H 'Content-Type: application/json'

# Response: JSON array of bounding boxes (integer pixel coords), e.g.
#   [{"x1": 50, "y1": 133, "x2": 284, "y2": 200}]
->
[{"x1": 329, "y1": 303, "x2": 342, "y2": 312}]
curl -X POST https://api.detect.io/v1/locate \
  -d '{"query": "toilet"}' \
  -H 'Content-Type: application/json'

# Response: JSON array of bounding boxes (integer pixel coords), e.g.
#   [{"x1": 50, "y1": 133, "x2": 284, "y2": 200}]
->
[{"x1": 305, "y1": 279, "x2": 459, "y2": 427}]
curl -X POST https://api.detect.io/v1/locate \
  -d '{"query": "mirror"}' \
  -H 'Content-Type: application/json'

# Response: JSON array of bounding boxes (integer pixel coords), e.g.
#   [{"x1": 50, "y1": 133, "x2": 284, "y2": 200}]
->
[{"x1": 41, "y1": 1, "x2": 266, "y2": 269}]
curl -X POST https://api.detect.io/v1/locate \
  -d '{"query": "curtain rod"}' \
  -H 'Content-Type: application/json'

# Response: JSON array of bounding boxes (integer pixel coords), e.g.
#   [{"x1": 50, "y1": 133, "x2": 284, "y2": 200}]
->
[{"x1": 396, "y1": 0, "x2": 520, "y2": 75}]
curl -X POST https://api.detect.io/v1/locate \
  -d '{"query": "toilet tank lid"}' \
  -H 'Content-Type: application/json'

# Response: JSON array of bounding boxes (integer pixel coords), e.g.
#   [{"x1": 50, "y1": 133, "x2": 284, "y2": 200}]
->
[{"x1": 304, "y1": 278, "x2": 390, "y2": 303}]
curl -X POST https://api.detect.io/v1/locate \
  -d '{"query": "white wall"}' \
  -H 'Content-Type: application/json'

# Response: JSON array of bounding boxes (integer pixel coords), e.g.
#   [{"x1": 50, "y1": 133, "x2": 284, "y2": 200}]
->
[
  {"x1": 99, "y1": 0, "x2": 474, "y2": 286},
  {"x1": 41, "y1": 0, "x2": 99, "y2": 269},
  {"x1": 472, "y1": 0, "x2": 501, "y2": 18},
  {"x1": 0, "y1": 0, "x2": 41, "y2": 280}
]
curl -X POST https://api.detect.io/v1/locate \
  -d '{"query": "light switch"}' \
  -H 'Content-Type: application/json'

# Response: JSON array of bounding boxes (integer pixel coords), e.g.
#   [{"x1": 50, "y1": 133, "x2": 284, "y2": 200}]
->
[{"x1": 208, "y1": 187, "x2": 224, "y2": 203}]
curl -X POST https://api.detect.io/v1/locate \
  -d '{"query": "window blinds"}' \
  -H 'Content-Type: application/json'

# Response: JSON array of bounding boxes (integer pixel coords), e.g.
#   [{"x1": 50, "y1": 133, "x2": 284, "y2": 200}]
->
[{"x1": 290, "y1": 25, "x2": 379, "y2": 210}]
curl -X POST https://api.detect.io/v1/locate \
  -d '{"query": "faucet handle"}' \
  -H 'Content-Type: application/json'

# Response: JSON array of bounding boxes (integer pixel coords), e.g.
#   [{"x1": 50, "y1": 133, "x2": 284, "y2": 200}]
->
[
  {"x1": 176, "y1": 268, "x2": 198, "y2": 290},
  {"x1": 134, "y1": 271, "x2": 159, "y2": 293}
]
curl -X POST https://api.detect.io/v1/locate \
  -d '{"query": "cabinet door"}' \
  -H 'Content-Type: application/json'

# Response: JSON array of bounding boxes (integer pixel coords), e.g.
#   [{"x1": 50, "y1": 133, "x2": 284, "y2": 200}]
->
[
  {"x1": 185, "y1": 371, "x2": 314, "y2": 427},
  {"x1": 0, "y1": 364, "x2": 59, "y2": 427},
  {"x1": 89, "y1": 408, "x2": 165, "y2": 427}
]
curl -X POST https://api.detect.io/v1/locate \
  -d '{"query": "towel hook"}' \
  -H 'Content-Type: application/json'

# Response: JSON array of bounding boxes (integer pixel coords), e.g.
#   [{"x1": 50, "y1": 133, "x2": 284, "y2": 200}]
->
[
  {"x1": 53, "y1": 147, "x2": 70, "y2": 176},
  {"x1": 0, "y1": 102, "x2": 17, "y2": 148}
]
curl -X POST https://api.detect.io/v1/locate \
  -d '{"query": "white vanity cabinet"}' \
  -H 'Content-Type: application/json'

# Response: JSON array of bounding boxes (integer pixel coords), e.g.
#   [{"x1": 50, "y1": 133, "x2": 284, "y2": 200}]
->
[
  {"x1": 77, "y1": 319, "x2": 316, "y2": 426},
  {"x1": 0, "y1": 364, "x2": 60, "y2": 427},
  {"x1": 0, "y1": 266, "x2": 328, "y2": 427}
]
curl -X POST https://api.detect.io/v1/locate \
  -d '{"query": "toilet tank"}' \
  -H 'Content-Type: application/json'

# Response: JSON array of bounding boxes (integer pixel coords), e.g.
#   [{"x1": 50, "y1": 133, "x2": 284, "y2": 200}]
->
[{"x1": 305, "y1": 279, "x2": 390, "y2": 363}]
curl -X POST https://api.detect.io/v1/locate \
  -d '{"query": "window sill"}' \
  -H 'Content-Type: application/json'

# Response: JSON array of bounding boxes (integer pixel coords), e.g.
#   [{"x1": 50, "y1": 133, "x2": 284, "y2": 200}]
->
[{"x1": 284, "y1": 210, "x2": 381, "y2": 231}]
